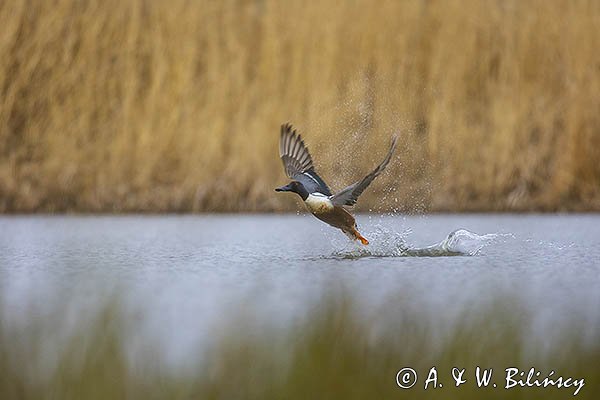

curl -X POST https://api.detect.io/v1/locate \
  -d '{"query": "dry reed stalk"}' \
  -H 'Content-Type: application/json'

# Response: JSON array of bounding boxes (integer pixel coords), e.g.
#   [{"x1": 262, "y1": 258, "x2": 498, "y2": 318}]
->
[{"x1": 0, "y1": 0, "x2": 598, "y2": 212}]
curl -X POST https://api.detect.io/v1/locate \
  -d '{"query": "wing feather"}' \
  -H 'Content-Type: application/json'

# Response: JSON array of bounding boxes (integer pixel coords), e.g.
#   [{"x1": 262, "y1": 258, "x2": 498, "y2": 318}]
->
[
  {"x1": 330, "y1": 135, "x2": 398, "y2": 207},
  {"x1": 279, "y1": 123, "x2": 315, "y2": 178},
  {"x1": 278, "y1": 123, "x2": 332, "y2": 195}
]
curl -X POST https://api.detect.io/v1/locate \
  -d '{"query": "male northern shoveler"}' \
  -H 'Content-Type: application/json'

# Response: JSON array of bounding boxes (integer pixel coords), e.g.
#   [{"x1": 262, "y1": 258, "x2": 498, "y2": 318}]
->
[{"x1": 275, "y1": 123, "x2": 397, "y2": 245}]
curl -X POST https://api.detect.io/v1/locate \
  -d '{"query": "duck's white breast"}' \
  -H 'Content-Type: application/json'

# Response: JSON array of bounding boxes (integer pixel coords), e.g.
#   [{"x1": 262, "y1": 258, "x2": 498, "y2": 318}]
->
[{"x1": 304, "y1": 193, "x2": 334, "y2": 214}]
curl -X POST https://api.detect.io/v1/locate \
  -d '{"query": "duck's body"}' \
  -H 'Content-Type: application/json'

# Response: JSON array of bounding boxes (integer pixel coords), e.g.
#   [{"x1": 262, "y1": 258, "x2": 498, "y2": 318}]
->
[
  {"x1": 276, "y1": 123, "x2": 397, "y2": 245},
  {"x1": 303, "y1": 192, "x2": 365, "y2": 243},
  {"x1": 304, "y1": 193, "x2": 334, "y2": 214},
  {"x1": 314, "y1": 206, "x2": 366, "y2": 244}
]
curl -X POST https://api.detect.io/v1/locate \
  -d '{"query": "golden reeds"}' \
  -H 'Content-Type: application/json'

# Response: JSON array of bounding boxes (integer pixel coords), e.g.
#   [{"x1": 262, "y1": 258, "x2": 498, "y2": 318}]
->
[{"x1": 0, "y1": 0, "x2": 598, "y2": 212}]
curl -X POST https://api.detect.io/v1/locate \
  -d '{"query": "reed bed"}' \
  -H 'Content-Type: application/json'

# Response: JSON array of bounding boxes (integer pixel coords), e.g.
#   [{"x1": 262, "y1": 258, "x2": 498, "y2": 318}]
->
[{"x1": 0, "y1": 0, "x2": 598, "y2": 212}]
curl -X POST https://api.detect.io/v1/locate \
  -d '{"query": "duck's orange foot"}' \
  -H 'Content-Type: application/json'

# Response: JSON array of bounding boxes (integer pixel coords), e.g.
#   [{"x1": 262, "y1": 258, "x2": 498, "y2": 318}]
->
[
  {"x1": 356, "y1": 233, "x2": 369, "y2": 245},
  {"x1": 346, "y1": 227, "x2": 369, "y2": 245}
]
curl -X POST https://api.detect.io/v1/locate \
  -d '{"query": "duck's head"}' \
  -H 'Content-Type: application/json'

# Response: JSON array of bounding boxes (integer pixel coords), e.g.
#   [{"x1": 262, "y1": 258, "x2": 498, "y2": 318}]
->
[{"x1": 275, "y1": 181, "x2": 309, "y2": 200}]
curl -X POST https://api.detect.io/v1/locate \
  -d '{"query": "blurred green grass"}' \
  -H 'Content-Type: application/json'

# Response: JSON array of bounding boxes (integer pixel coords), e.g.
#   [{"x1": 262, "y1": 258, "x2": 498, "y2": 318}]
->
[{"x1": 1, "y1": 291, "x2": 598, "y2": 399}]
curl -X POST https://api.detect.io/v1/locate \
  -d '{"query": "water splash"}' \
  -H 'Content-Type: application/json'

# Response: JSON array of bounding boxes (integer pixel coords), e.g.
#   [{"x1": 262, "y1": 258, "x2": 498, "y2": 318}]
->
[
  {"x1": 329, "y1": 228, "x2": 507, "y2": 259},
  {"x1": 406, "y1": 229, "x2": 505, "y2": 257},
  {"x1": 330, "y1": 225, "x2": 412, "y2": 259}
]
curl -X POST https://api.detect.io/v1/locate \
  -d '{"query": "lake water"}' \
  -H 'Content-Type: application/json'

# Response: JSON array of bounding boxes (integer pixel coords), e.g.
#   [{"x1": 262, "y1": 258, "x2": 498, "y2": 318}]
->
[{"x1": 1, "y1": 214, "x2": 599, "y2": 370}]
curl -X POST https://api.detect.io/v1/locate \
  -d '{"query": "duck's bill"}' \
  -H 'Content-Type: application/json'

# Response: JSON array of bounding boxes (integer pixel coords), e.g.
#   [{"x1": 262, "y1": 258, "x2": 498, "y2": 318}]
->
[{"x1": 275, "y1": 183, "x2": 292, "y2": 192}]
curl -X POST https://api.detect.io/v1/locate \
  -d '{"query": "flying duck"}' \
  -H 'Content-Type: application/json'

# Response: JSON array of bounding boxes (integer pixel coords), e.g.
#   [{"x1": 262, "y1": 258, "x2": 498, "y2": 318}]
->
[{"x1": 275, "y1": 123, "x2": 397, "y2": 245}]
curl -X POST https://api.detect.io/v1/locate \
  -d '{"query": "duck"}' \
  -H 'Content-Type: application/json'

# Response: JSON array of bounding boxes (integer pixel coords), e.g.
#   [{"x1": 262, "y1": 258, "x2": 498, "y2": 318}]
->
[{"x1": 275, "y1": 123, "x2": 397, "y2": 245}]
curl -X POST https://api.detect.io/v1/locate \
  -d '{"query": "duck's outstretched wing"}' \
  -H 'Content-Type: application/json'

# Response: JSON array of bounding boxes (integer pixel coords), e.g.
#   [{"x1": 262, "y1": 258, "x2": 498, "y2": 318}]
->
[
  {"x1": 279, "y1": 123, "x2": 332, "y2": 195},
  {"x1": 330, "y1": 135, "x2": 398, "y2": 206}
]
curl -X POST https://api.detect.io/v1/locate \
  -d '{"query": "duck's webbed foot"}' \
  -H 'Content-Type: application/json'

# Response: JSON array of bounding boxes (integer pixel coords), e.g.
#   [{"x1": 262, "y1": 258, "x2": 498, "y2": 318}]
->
[{"x1": 343, "y1": 228, "x2": 369, "y2": 245}]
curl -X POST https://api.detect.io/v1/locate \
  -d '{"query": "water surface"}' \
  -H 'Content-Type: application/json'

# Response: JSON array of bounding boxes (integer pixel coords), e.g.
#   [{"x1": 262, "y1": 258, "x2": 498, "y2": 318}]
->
[{"x1": 1, "y1": 214, "x2": 599, "y2": 369}]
